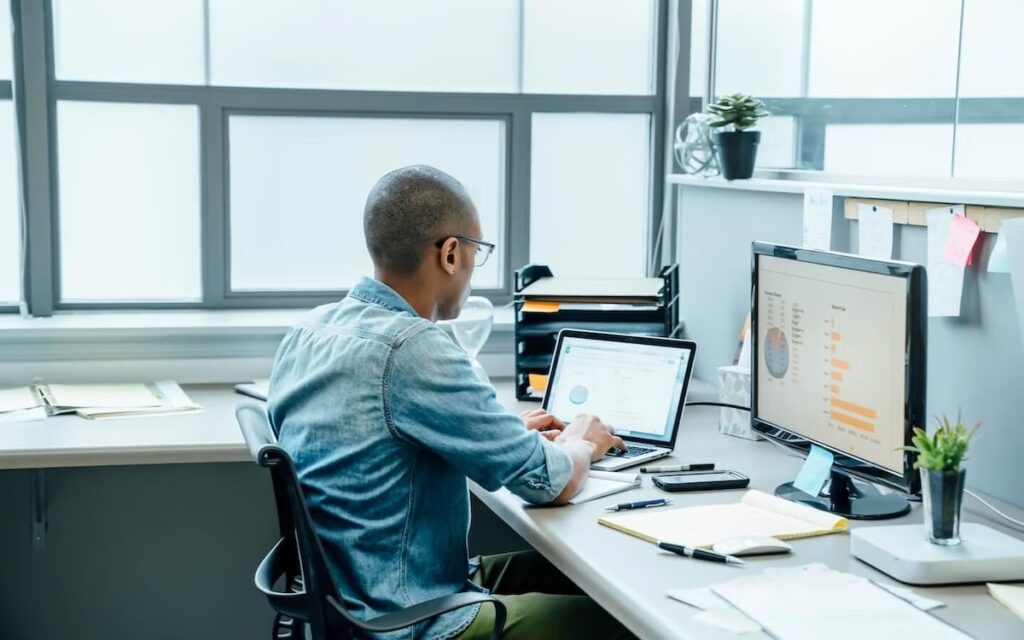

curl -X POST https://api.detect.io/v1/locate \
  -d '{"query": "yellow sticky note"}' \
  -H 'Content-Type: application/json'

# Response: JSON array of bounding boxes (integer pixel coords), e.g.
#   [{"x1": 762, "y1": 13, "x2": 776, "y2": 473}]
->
[
  {"x1": 522, "y1": 301, "x2": 560, "y2": 313},
  {"x1": 528, "y1": 374, "x2": 549, "y2": 392}
]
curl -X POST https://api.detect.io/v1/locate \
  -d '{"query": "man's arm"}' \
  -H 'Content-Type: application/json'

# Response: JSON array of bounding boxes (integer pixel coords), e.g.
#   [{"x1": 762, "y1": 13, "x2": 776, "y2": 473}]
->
[{"x1": 550, "y1": 414, "x2": 625, "y2": 505}]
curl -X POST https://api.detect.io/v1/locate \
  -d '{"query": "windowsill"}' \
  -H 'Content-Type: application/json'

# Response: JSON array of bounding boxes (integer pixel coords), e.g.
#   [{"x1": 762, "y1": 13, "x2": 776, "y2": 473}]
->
[{"x1": 668, "y1": 172, "x2": 1024, "y2": 208}]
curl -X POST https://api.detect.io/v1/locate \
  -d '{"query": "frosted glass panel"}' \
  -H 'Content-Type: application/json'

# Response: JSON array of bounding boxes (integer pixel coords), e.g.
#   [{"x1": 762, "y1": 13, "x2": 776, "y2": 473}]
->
[
  {"x1": 210, "y1": 0, "x2": 518, "y2": 92},
  {"x1": 959, "y1": 0, "x2": 1024, "y2": 97},
  {"x1": 755, "y1": 116, "x2": 796, "y2": 169},
  {"x1": 823, "y1": 124, "x2": 953, "y2": 178},
  {"x1": 809, "y1": 0, "x2": 960, "y2": 97},
  {"x1": 954, "y1": 125, "x2": 1024, "y2": 182},
  {"x1": 0, "y1": 102, "x2": 19, "y2": 303},
  {"x1": 530, "y1": 113, "x2": 650, "y2": 278},
  {"x1": 716, "y1": 0, "x2": 803, "y2": 97},
  {"x1": 522, "y1": 0, "x2": 655, "y2": 95},
  {"x1": 58, "y1": 102, "x2": 201, "y2": 302},
  {"x1": 53, "y1": 0, "x2": 204, "y2": 84},
  {"x1": 229, "y1": 116, "x2": 505, "y2": 291}
]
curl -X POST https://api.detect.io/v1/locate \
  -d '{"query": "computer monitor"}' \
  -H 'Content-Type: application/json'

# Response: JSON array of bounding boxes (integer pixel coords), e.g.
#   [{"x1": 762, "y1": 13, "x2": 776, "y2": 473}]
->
[{"x1": 751, "y1": 242, "x2": 926, "y2": 519}]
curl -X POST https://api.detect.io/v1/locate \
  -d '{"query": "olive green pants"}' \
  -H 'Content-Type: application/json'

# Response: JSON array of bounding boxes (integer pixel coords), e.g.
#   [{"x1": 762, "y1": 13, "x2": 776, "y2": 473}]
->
[{"x1": 455, "y1": 550, "x2": 637, "y2": 640}]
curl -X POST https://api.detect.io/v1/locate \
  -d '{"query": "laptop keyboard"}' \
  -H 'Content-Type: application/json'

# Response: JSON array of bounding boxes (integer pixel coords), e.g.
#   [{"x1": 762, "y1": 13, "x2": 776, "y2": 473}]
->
[{"x1": 607, "y1": 445, "x2": 656, "y2": 458}]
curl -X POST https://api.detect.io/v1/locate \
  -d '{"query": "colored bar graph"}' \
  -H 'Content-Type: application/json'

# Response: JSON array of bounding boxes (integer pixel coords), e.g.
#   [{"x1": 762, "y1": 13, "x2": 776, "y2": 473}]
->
[
  {"x1": 831, "y1": 331, "x2": 842, "y2": 341},
  {"x1": 832, "y1": 359, "x2": 850, "y2": 370},
  {"x1": 831, "y1": 384, "x2": 840, "y2": 394},
  {"x1": 831, "y1": 371, "x2": 843, "y2": 381},
  {"x1": 830, "y1": 397, "x2": 877, "y2": 419},
  {"x1": 831, "y1": 410, "x2": 874, "y2": 432}
]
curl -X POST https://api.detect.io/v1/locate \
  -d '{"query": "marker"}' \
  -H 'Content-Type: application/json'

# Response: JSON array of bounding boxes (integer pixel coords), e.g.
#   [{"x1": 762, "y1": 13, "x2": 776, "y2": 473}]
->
[
  {"x1": 658, "y1": 541, "x2": 745, "y2": 566},
  {"x1": 639, "y1": 463, "x2": 715, "y2": 474},
  {"x1": 604, "y1": 498, "x2": 673, "y2": 512}
]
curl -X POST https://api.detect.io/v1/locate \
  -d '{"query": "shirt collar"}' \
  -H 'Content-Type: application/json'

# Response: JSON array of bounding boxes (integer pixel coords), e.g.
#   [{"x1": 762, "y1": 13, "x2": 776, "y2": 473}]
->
[{"x1": 348, "y1": 277, "x2": 421, "y2": 317}]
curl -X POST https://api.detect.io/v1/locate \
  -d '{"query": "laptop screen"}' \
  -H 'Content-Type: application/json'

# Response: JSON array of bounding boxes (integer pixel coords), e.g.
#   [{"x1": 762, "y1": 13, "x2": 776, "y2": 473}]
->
[{"x1": 544, "y1": 335, "x2": 693, "y2": 445}]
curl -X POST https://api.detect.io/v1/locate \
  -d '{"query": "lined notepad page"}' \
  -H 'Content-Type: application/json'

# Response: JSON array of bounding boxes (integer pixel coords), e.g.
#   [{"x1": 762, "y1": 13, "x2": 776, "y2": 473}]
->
[
  {"x1": 599, "y1": 490, "x2": 847, "y2": 547},
  {"x1": 569, "y1": 470, "x2": 641, "y2": 505}
]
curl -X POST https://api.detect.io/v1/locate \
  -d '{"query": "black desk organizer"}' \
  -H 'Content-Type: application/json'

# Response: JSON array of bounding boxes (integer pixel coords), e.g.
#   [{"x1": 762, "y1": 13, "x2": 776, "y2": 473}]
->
[{"x1": 513, "y1": 263, "x2": 682, "y2": 401}]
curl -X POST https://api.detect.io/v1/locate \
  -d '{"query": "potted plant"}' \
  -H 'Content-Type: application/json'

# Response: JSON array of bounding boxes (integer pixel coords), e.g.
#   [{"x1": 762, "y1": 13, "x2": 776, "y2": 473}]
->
[
  {"x1": 904, "y1": 415, "x2": 980, "y2": 546},
  {"x1": 707, "y1": 94, "x2": 770, "y2": 180}
]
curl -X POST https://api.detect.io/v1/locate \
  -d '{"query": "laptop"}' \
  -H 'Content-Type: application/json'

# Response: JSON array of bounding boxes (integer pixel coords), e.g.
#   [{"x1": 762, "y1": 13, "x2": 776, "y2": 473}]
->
[{"x1": 542, "y1": 329, "x2": 697, "y2": 472}]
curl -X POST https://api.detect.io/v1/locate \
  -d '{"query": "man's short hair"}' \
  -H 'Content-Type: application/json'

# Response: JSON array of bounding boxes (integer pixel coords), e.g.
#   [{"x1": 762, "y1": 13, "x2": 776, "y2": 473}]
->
[{"x1": 363, "y1": 165, "x2": 476, "y2": 275}]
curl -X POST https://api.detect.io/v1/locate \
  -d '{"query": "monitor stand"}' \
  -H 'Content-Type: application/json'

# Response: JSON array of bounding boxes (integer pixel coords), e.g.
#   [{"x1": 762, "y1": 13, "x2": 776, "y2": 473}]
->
[{"x1": 775, "y1": 469, "x2": 910, "y2": 520}]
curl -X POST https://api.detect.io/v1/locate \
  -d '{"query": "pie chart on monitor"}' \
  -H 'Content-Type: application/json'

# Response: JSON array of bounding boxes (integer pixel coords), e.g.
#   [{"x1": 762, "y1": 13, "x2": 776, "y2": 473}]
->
[
  {"x1": 764, "y1": 327, "x2": 789, "y2": 379},
  {"x1": 569, "y1": 384, "x2": 589, "y2": 405}
]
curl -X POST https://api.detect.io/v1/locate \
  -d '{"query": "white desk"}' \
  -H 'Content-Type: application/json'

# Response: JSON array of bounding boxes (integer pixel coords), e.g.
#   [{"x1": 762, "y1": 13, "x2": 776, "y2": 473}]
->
[{"x1": 0, "y1": 381, "x2": 1021, "y2": 639}]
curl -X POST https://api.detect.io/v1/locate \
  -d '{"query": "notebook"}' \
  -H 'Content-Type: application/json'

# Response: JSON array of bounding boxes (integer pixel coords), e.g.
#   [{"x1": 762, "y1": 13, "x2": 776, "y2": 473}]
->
[
  {"x1": 0, "y1": 380, "x2": 201, "y2": 420},
  {"x1": 569, "y1": 470, "x2": 641, "y2": 505},
  {"x1": 598, "y1": 489, "x2": 847, "y2": 547},
  {"x1": 234, "y1": 379, "x2": 270, "y2": 402}
]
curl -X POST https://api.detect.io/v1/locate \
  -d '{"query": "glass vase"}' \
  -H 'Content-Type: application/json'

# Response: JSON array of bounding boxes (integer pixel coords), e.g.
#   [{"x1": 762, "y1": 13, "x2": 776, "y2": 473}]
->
[{"x1": 920, "y1": 468, "x2": 965, "y2": 546}]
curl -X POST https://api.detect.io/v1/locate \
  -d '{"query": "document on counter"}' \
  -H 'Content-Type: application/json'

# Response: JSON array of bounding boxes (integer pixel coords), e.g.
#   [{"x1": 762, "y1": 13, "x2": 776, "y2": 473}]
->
[
  {"x1": 926, "y1": 205, "x2": 967, "y2": 317},
  {"x1": 857, "y1": 203, "x2": 894, "y2": 259},
  {"x1": 802, "y1": 188, "x2": 833, "y2": 251},
  {"x1": 0, "y1": 380, "x2": 201, "y2": 420},
  {"x1": 569, "y1": 470, "x2": 641, "y2": 505}
]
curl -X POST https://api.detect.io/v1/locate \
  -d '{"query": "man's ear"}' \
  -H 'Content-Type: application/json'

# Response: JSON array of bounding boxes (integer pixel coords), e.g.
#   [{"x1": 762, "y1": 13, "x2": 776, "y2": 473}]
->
[{"x1": 440, "y1": 237, "x2": 458, "y2": 275}]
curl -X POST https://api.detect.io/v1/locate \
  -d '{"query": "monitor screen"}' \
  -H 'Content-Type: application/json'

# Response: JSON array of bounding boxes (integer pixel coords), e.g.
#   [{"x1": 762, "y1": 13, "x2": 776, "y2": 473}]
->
[
  {"x1": 545, "y1": 335, "x2": 692, "y2": 444},
  {"x1": 755, "y1": 253, "x2": 910, "y2": 474}
]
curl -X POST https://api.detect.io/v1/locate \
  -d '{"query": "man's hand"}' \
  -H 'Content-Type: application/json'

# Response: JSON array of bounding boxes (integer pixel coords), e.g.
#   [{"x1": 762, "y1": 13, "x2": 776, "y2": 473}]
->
[
  {"x1": 556, "y1": 414, "x2": 625, "y2": 461},
  {"x1": 520, "y1": 408, "x2": 564, "y2": 442}
]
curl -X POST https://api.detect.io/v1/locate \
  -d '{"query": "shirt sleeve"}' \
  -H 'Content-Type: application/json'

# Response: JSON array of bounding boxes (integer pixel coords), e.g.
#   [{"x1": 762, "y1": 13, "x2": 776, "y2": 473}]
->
[{"x1": 386, "y1": 324, "x2": 573, "y2": 505}]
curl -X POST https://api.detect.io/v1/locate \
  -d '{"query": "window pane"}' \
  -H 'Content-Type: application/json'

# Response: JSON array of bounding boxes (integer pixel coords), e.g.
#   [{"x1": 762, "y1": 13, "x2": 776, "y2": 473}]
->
[
  {"x1": 823, "y1": 124, "x2": 953, "y2": 178},
  {"x1": 0, "y1": 6, "x2": 12, "y2": 81},
  {"x1": 0, "y1": 102, "x2": 19, "y2": 304},
  {"x1": 530, "y1": 113, "x2": 650, "y2": 278},
  {"x1": 715, "y1": 0, "x2": 804, "y2": 97},
  {"x1": 808, "y1": 0, "x2": 960, "y2": 98},
  {"x1": 53, "y1": 0, "x2": 204, "y2": 84},
  {"x1": 756, "y1": 116, "x2": 796, "y2": 169},
  {"x1": 959, "y1": 0, "x2": 1024, "y2": 97},
  {"x1": 954, "y1": 125, "x2": 1024, "y2": 182},
  {"x1": 522, "y1": 0, "x2": 655, "y2": 95},
  {"x1": 210, "y1": 0, "x2": 518, "y2": 92},
  {"x1": 57, "y1": 102, "x2": 201, "y2": 302},
  {"x1": 689, "y1": 0, "x2": 709, "y2": 97},
  {"x1": 229, "y1": 116, "x2": 505, "y2": 291}
]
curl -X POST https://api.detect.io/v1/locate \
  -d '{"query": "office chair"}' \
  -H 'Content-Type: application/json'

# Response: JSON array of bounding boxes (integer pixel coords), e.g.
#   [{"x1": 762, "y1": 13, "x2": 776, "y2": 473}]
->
[{"x1": 235, "y1": 403, "x2": 506, "y2": 640}]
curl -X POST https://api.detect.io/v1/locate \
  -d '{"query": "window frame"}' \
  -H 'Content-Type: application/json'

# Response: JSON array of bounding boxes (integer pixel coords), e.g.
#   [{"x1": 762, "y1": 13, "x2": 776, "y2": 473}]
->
[{"x1": 11, "y1": 0, "x2": 672, "y2": 317}]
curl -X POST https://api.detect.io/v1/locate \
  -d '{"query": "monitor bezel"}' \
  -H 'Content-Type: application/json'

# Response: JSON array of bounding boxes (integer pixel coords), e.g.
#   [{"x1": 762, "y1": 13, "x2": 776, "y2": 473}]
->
[
  {"x1": 750, "y1": 242, "x2": 926, "y2": 495},
  {"x1": 542, "y1": 329, "x2": 697, "y2": 448}
]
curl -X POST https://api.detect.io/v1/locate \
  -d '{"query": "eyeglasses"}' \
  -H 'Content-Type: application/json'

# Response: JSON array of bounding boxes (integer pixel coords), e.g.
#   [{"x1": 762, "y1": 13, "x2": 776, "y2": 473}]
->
[{"x1": 434, "y1": 236, "x2": 496, "y2": 267}]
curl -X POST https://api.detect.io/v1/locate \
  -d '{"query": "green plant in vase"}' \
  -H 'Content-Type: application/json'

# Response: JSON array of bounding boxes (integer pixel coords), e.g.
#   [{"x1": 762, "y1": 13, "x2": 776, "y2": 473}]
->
[
  {"x1": 903, "y1": 415, "x2": 980, "y2": 546},
  {"x1": 706, "y1": 94, "x2": 770, "y2": 180}
]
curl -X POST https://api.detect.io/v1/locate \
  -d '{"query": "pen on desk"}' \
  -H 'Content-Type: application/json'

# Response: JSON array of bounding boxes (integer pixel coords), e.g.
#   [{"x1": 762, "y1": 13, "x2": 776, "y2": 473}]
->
[
  {"x1": 657, "y1": 541, "x2": 745, "y2": 566},
  {"x1": 604, "y1": 498, "x2": 672, "y2": 512},
  {"x1": 639, "y1": 463, "x2": 715, "y2": 474}
]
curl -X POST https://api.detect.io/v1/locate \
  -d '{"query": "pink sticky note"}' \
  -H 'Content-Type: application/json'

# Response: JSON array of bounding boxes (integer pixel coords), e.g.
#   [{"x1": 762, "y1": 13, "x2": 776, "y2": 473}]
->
[{"x1": 945, "y1": 214, "x2": 981, "y2": 268}]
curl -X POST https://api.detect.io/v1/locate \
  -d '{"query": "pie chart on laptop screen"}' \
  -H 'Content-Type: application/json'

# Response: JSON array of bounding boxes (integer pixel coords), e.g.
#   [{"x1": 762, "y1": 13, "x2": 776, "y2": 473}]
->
[
  {"x1": 569, "y1": 384, "x2": 589, "y2": 405},
  {"x1": 764, "y1": 327, "x2": 789, "y2": 379}
]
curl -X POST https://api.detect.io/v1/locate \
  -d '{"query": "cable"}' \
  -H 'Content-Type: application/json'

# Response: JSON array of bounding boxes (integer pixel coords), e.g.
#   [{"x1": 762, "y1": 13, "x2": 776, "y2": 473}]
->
[
  {"x1": 684, "y1": 401, "x2": 750, "y2": 412},
  {"x1": 965, "y1": 489, "x2": 1024, "y2": 530}
]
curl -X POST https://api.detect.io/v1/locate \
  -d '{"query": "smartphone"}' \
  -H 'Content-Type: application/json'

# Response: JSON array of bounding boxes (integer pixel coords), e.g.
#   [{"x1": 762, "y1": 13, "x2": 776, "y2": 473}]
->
[{"x1": 652, "y1": 470, "x2": 750, "y2": 492}]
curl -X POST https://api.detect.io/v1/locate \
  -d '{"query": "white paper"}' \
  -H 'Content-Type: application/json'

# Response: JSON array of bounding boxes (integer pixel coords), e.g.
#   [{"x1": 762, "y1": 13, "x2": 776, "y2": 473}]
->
[
  {"x1": 802, "y1": 189, "x2": 833, "y2": 251},
  {"x1": 569, "y1": 470, "x2": 640, "y2": 504},
  {"x1": 857, "y1": 203, "x2": 894, "y2": 259},
  {"x1": 0, "y1": 407, "x2": 48, "y2": 423},
  {"x1": 0, "y1": 386, "x2": 42, "y2": 412},
  {"x1": 876, "y1": 582, "x2": 945, "y2": 612},
  {"x1": 988, "y1": 226, "x2": 1011, "y2": 273},
  {"x1": 1002, "y1": 218, "x2": 1024, "y2": 351},
  {"x1": 668, "y1": 587, "x2": 763, "y2": 634},
  {"x1": 926, "y1": 206, "x2": 967, "y2": 317}
]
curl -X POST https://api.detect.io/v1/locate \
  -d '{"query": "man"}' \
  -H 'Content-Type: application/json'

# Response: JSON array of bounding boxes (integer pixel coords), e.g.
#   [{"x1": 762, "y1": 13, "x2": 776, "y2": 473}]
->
[{"x1": 269, "y1": 165, "x2": 635, "y2": 639}]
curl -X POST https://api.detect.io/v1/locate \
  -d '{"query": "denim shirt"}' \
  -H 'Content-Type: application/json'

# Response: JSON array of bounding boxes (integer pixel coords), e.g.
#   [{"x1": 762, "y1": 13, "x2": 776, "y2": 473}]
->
[{"x1": 268, "y1": 277, "x2": 573, "y2": 640}]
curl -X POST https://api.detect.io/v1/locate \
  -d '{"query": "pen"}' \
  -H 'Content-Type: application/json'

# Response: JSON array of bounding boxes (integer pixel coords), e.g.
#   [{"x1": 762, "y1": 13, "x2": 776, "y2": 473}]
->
[
  {"x1": 604, "y1": 498, "x2": 673, "y2": 512},
  {"x1": 639, "y1": 463, "x2": 715, "y2": 473},
  {"x1": 657, "y1": 541, "x2": 745, "y2": 566}
]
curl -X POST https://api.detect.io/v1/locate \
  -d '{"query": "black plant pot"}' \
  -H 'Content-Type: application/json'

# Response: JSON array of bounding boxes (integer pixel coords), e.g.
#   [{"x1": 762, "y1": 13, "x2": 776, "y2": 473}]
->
[
  {"x1": 921, "y1": 468, "x2": 966, "y2": 546},
  {"x1": 713, "y1": 130, "x2": 761, "y2": 180}
]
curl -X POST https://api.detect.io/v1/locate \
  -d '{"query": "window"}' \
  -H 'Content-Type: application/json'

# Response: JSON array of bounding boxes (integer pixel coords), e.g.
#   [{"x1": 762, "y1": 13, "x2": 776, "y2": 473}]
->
[
  {"x1": 704, "y1": 0, "x2": 1021, "y2": 183},
  {"x1": 10, "y1": 0, "x2": 667, "y2": 315},
  {"x1": 228, "y1": 116, "x2": 505, "y2": 291},
  {"x1": 0, "y1": 101, "x2": 18, "y2": 305}
]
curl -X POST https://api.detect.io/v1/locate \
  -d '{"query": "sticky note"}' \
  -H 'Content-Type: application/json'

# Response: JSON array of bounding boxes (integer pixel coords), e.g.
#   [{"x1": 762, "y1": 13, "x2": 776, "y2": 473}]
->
[
  {"x1": 857, "y1": 203, "x2": 893, "y2": 259},
  {"x1": 988, "y1": 226, "x2": 1011, "y2": 273},
  {"x1": 802, "y1": 189, "x2": 833, "y2": 251},
  {"x1": 926, "y1": 206, "x2": 966, "y2": 317},
  {"x1": 945, "y1": 213, "x2": 981, "y2": 268},
  {"x1": 522, "y1": 301, "x2": 559, "y2": 313},
  {"x1": 793, "y1": 445, "x2": 834, "y2": 497},
  {"x1": 528, "y1": 373, "x2": 549, "y2": 393}
]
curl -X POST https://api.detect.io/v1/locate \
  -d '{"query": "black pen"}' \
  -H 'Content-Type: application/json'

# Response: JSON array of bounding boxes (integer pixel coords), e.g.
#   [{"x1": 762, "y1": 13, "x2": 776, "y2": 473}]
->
[
  {"x1": 639, "y1": 463, "x2": 715, "y2": 473},
  {"x1": 604, "y1": 498, "x2": 673, "y2": 512},
  {"x1": 658, "y1": 541, "x2": 745, "y2": 565}
]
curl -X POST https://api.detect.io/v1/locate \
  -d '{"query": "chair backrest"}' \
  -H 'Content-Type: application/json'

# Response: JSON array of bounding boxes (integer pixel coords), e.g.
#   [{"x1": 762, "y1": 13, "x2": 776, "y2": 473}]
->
[{"x1": 236, "y1": 404, "x2": 362, "y2": 639}]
